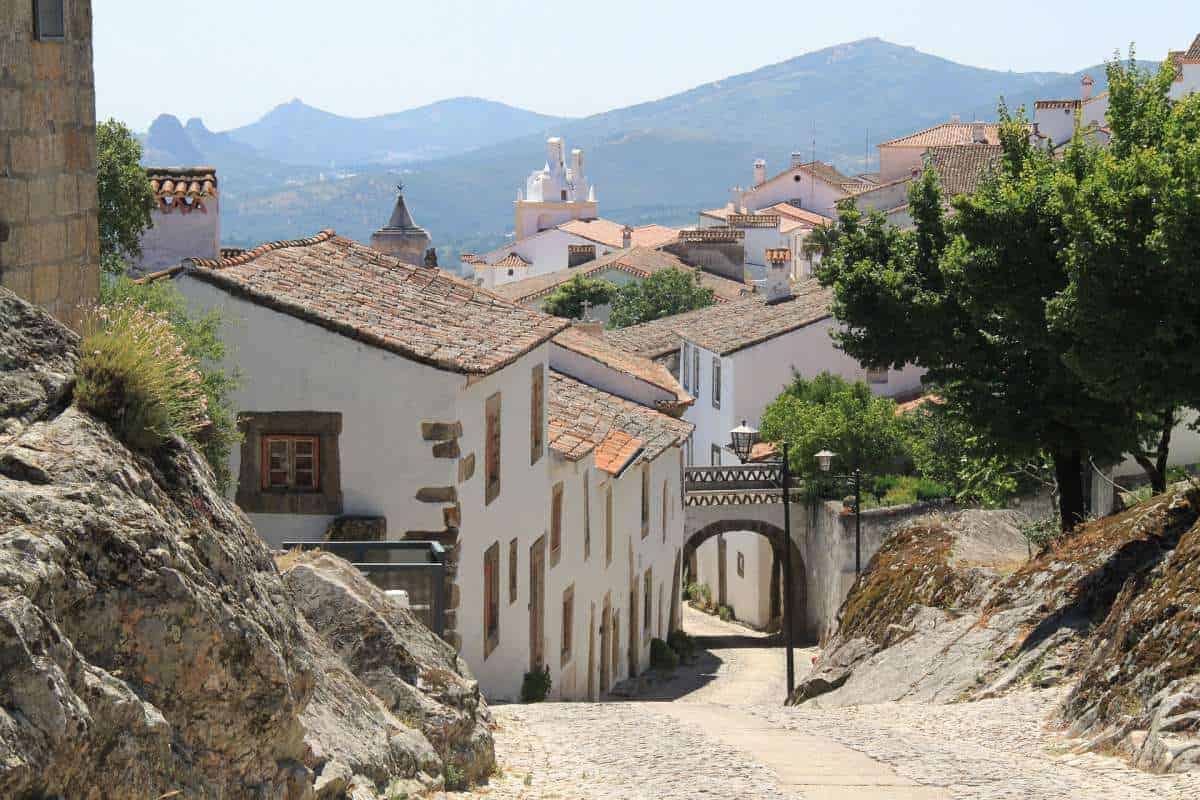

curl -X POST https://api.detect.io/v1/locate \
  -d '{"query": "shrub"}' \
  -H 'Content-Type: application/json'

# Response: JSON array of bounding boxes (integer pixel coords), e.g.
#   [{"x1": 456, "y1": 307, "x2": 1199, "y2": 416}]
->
[
  {"x1": 717, "y1": 605, "x2": 734, "y2": 622},
  {"x1": 76, "y1": 301, "x2": 209, "y2": 451},
  {"x1": 667, "y1": 629, "x2": 695, "y2": 661},
  {"x1": 650, "y1": 637, "x2": 680, "y2": 671},
  {"x1": 1020, "y1": 515, "x2": 1065, "y2": 552},
  {"x1": 870, "y1": 475, "x2": 901, "y2": 502},
  {"x1": 520, "y1": 665, "x2": 552, "y2": 703},
  {"x1": 914, "y1": 478, "x2": 951, "y2": 502}
]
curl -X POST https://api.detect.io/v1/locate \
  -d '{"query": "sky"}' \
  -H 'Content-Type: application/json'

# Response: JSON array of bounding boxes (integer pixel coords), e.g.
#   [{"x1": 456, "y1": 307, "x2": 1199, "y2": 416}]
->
[{"x1": 95, "y1": 0, "x2": 1196, "y2": 132}]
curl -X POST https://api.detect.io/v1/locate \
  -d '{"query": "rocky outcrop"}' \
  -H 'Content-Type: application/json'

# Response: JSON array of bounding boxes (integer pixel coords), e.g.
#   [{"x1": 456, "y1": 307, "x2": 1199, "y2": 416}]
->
[
  {"x1": 0, "y1": 289, "x2": 493, "y2": 798},
  {"x1": 791, "y1": 487, "x2": 1200, "y2": 774}
]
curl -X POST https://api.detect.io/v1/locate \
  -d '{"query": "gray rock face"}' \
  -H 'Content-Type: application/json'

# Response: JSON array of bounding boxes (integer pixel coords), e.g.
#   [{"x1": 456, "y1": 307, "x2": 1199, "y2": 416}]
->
[{"x1": 0, "y1": 289, "x2": 494, "y2": 798}]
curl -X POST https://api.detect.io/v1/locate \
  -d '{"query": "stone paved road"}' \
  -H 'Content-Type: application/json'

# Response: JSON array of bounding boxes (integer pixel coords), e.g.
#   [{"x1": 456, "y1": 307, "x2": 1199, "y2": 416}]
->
[{"x1": 438, "y1": 606, "x2": 1200, "y2": 799}]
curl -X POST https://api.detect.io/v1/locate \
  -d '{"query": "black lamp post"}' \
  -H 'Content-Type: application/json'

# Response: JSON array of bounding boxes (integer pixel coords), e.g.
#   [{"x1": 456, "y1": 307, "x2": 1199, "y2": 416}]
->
[
  {"x1": 815, "y1": 450, "x2": 864, "y2": 575},
  {"x1": 728, "y1": 421, "x2": 794, "y2": 702}
]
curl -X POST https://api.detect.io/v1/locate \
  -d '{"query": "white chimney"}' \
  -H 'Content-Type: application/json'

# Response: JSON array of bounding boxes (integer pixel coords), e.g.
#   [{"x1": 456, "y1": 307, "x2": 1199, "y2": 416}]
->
[
  {"x1": 1081, "y1": 74, "x2": 1095, "y2": 102},
  {"x1": 763, "y1": 248, "x2": 792, "y2": 302},
  {"x1": 622, "y1": 225, "x2": 633, "y2": 249},
  {"x1": 791, "y1": 152, "x2": 805, "y2": 168},
  {"x1": 753, "y1": 159, "x2": 766, "y2": 186}
]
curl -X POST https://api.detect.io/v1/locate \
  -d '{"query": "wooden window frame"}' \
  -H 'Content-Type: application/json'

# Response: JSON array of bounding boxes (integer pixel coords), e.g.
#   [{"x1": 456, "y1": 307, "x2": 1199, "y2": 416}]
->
[
  {"x1": 561, "y1": 583, "x2": 575, "y2": 666},
  {"x1": 485, "y1": 392, "x2": 502, "y2": 506},
  {"x1": 530, "y1": 365, "x2": 545, "y2": 465},
  {"x1": 260, "y1": 434, "x2": 320, "y2": 492},
  {"x1": 550, "y1": 481, "x2": 564, "y2": 566},
  {"x1": 236, "y1": 411, "x2": 342, "y2": 515},
  {"x1": 484, "y1": 541, "x2": 501, "y2": 659},
  {"x1": 583, "y1": 472, "x2": 591, "y2": 561},
  {"x1": 640, "y1": 465, "x2": 650, "y2": 539},
  {"x1": 712, "y1": 356, "x2": 721, "y2": 409},
  {"x1": 508, "y1": 537, "x2": 519, "y2": 605},
  {"x1": 33, "y1": 0, "x2": 66, "y2": 42},
  {"x1": 605, "y1": 484, "x2": 614, "y2": 567}
]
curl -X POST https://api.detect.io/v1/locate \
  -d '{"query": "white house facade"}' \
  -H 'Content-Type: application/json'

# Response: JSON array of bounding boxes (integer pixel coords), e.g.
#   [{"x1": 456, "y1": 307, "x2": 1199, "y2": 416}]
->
[{"x1": 133, "y1": 167, "x2": 220, "y2": 274}]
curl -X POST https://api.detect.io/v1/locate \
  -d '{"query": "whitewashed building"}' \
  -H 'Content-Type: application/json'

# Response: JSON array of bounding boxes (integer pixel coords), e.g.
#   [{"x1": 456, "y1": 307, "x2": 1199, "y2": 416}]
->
[
  {"x1": 149, "y1": 230, "x2": 692, "y2": 701},
  {"x1": 1168, "y1": 34, "x2": 1200, "y2": 100},
  {"x1": 133, "y1": 167, "x2": 220, "y2": 274}
]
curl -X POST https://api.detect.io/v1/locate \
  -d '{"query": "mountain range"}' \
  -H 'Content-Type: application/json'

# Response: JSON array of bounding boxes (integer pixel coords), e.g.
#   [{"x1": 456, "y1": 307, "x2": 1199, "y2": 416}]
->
[{"x1": 142, "y1": 38, "x2": 1146, "y2": 260}]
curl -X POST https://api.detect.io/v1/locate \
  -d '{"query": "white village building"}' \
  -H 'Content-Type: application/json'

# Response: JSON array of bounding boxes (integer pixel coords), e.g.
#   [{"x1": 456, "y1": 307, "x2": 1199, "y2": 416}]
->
[
  {"x1": 148, "y1": 231, "x2": 692, "y2": 701},
  {"x1": 132, "y1": 167, "x2": 220, "y2": 274},
  {"x1": 1169, "y1": 34, "x2": 1200, "y2": 100}
]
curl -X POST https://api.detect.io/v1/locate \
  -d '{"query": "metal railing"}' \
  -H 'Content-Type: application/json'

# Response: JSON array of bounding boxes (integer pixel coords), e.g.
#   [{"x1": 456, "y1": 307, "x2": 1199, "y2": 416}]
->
[{"x1": 282, "y1": 540, "x2": 447, "y2": 637}]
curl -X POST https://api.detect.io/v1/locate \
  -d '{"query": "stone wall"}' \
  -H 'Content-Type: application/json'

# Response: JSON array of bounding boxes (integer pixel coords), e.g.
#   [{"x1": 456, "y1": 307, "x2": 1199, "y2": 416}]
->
[
  {"x1": 0, "y1": 0, "x2": 99, "y2": 329},
  {"x1": 663, "y1": 239, "x2": 745, "y2": 283}
]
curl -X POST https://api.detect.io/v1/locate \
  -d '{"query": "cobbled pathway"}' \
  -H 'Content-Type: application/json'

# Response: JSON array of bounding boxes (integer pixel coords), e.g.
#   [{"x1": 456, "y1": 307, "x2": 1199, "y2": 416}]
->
[{"x1": 438, "y1": 607, "x2": 1200, "y2": 799}]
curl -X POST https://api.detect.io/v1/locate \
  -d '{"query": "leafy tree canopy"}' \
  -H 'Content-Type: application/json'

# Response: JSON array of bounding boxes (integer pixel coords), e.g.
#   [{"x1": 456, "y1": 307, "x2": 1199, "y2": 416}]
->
[
  {"x1": 607, "y1": 268, "x2": 715, "y2": 329},
  {"x1": 540, "y1": 273, "x2": 615, "y2": 319},
  {"x1": 97, "y1": 119, "x2": 155, "y2": 274},
  {"x1": 760, "y1": 372, "x2": 908, "y2": 483}
]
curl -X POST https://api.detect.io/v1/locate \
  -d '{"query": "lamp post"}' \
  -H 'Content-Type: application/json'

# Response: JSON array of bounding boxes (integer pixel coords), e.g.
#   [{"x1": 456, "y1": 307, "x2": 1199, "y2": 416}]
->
[
  {"x1": 729, "y1": 421, "x2": 794, "y2": 701},
  {"x1": 815, "y1": 450, "x2": 864, "y2": 575}
]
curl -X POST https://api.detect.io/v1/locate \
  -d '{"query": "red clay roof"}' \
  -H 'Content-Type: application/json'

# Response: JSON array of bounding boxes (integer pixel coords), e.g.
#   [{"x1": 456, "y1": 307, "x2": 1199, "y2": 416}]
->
[
  {"x1": 146, "y1": 167, "x2": 217, "y2": 200},
  {"x1": 553, "y1": 326, "x2": 692, "y2": 411},
  {"x1": 925, "y1": 144, "x2": 1002, "y2": 197},
  {"x1": 880, "y1": 122, "x2": 1001, "y2": 148},
  {"x1": 557, "y1": 219, "x2": 680, "y2": 249},
  {"x1": 548, "y1": 370, "x2": 693, "y2": 473},
  {"x1": 182, "y1": 230, "x2": 568, "y2": 375}
]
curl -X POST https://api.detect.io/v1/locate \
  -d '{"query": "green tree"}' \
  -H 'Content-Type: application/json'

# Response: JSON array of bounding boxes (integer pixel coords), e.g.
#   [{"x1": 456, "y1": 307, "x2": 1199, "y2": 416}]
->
[
  {"x1": 540, "y1": 273, "x2": 615, "y2": 319},
  {"x1": 1048, "y1": 54, "x2": 1200, "y2": 492},
  {"x1": 759, "y1": 372, "x2": 908, "y2": 484},
  {"x1": 801, "y1": 223, "x2": 841, "y2": 262},
  {"x1": 97, "y1": 119, "x2": 154, "y2": 274},
  {"x1": 819, "y1": 108, "x2": 1136, "y2": 531},
  {"x1": 607, "y1": 268, "x2": 715, "y2": 329},
  {"x1": 100, "y1": 276, "x2": 241, "y2": 492}
]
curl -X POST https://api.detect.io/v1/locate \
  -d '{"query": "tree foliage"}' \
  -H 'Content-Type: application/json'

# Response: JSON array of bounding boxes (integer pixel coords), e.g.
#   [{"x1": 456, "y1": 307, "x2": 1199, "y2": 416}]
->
[
  {"x1": 101, "y1": 277, "x2": 241, "y2": 492},
  {"x1": 540, "y1": 273, "x2": 615, "y2": 319},
  {"x1": 607, "y1": 268, "x2": 715, "y2": 329},
  {"x1": 819, "y1": 106, "x2": 1138, "y2": 530},
  {"x1": 97, "y1": 119, "x2": 155, "y2": 274},
  {"x1": 760, "y1": 372, "x2": 908, "y2": 483}
]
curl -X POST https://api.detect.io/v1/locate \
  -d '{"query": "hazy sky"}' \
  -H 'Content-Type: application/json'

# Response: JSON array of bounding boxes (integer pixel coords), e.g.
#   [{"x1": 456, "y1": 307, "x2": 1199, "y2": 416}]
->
[{"x1": 95, "y1": 0, "x2": 1194, "y2": 132}]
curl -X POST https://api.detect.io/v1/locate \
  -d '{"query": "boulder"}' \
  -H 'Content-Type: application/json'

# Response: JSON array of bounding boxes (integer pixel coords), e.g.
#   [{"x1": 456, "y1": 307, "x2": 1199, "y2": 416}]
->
[{"x1": 0, "y1": 289, "x2": 494, "y2": 797}]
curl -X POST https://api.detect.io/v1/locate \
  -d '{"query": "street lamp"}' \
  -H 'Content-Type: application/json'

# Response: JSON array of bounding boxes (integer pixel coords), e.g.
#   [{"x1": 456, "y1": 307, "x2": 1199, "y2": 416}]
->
[
  {"x1": 815, "y1": 450, "x2": 864, "y2": 575},
  {"x1": 727, "y1": 422, "x2": 796, "y2": 702}
]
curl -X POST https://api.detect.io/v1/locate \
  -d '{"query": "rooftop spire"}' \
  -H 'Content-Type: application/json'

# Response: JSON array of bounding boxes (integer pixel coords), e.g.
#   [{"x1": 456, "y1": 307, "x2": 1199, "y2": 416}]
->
[{"x1": 384, "y1": 183, "x2": 419, "y2": 230}]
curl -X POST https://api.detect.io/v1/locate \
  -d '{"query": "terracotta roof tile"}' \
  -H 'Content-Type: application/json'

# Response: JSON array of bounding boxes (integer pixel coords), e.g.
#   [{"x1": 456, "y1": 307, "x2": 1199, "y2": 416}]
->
[
  {"x1": 880, "y1": 122, "x2": 1001, "y2": 148},
  {"x1": 1186, "y1": 34, "x2": 1200, "y2": 59},
  {"x1": 557, "y1": 219, "x2": 680, "y2": 249},
  {"x1": 925, "y1": 144, "x2": 1002, "y2": 197},
  {"x1": 553, "y1": 326, "x2": 692, "y2": 410},
  {"x1": 548, "y1": 371, "x2": 693, "y2": 473},
  {"x1": 486, "y1": 252, "x2": 531, "y2": 269},
  {"x1": 182, "y1": 230, "x2": 568, "y2": 375},
  {"x1": 146, "y1": 166, "x2": 217, "y2": 214},
  {"x1": 601, "y1": 304, "x2": 714, "y2": 359},
  {"x1": 492, "y1": 246, "x2": 748, "y2": 305}
]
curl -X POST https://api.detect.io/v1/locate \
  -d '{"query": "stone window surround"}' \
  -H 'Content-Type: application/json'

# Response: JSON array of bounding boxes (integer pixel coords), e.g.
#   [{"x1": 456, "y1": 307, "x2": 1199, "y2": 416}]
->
[
  {"x1": 33, "y1": 0, "x2": 67, "y2": 41},
  {"x1": 485, "y1": 392, "x2": 501, "y2": 505},
  {"x1": 236, "y1": 411, "x2": 342, "y2": 515}
]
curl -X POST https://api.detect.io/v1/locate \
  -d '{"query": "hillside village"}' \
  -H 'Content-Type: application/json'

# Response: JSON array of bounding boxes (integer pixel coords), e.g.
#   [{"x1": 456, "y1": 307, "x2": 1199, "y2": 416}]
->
[{"x1": 2, "y1": 1, "x2": 1200, "y2": 798}]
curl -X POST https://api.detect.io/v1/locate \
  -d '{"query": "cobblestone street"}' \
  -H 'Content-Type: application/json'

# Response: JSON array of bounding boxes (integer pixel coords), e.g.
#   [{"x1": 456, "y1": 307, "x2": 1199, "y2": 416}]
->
[{"x1": 441, "y1": 606, "x2": 1200, "y2": 799}]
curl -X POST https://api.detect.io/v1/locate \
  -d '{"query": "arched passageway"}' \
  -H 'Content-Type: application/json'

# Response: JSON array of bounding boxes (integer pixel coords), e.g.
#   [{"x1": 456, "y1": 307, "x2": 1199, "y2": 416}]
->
[{"x1": 682, "y1": 519, "x2": 808, "y2": 643}]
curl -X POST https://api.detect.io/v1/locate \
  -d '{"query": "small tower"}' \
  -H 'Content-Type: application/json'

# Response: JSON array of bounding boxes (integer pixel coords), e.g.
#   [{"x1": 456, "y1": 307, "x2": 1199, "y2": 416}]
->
[
  {"x1": 1081, "y1": 74, "x2": 1095, "y2": 102},
  {"x1": 370, "y1": 185, "x2": 431, "y2": 265}
]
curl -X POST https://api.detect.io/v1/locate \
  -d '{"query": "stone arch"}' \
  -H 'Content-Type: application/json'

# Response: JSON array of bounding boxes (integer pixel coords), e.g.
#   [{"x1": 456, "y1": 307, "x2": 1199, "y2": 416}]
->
[{"x1": 683, "y1": 519, "x2": 808, "y2": 642}]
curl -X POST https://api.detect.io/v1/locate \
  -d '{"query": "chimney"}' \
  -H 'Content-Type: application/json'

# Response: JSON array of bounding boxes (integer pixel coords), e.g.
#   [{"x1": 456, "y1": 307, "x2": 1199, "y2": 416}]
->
[
  {"x1": 752, "y1": 158, "x2": 767, "y2": 186},
  {"x1": 1081, "y1": 74, "x2": 1094, "y2": 102},
  {"x1": 763, "y1": 248, "x2": 792, "y2": 302},
  {"x1": 971, "y1": 121, "x2": 988, "y2": 144},
  {"x1": 791, "y1": 152, "x2": 805, "y2": 168},
  {"x1": 621, "y1": 225, "x2": 633, "y2": 249}
]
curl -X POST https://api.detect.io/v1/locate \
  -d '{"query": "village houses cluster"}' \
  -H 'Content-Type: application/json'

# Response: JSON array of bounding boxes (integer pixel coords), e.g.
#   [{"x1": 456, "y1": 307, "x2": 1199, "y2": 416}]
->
[{"x1": 3, "y1": 0, "x2": 1198, "y2": 700}]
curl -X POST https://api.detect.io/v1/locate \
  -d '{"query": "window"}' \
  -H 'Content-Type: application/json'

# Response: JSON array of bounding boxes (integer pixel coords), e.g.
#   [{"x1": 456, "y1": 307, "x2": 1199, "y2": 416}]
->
[
  {"x1": 530, "y1": 365, "x2": 545, "y2": 464},
  {"x1": 583, "y1": 473, "x2": 591, "y2": 561},
  {"x1": 261, "y1": 435, "x2": 319, "y2": 491},
  {"x1": 484, "y1": 542, "x2": 500, "y2": 658},
  {"x1": 236, "y1": 412, "x2": 342, "y2": 515},
  {"x1": 712, "y1": 357, "x2": 721, "y2": 409},
  {"x1": 561, "y1": 584, "x2": 575, "y2": 666},
  {"x1": 33, "y1": 0, "x2": 66, "y2": 41},
  {"x1": 692, "y1": 347, "x2": 701, "y2": 397},
  {"x1": 711, "y1": 444, "x2": 722, "y2": 466},
  {"x1": 485, "y1": 392, "x2": 501, "y2": 505},
  {"x1": 640, "y1": 466, "x2": 650, "y2": 539},
  {"x1": 643, "y1": 569, "x2": 653, "y2": 641},
  {"x1": 605, "y1": 484, "x2": 613, "y2": 566},
  {"x1": 737, "y1": 551, "x2": 745, "y2": 578},
  {"x1": 662, "y1": 480, "x2": 669, "y2": 542},
  {"x1": 508, "y1": 538, "x2": 518, "y2": 604},
  {"x1": 550, "y1": 481, "x2": 564, "y2": 563},
  {"x1": 681, "y1": 343, "x2": 691, "y2": 391}
]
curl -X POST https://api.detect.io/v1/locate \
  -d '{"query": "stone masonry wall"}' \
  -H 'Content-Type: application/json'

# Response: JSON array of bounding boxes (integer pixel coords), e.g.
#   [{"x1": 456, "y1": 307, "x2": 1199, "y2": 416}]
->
[{"x1": 0, "y1": 0, "x2": 99, "y2": 329}]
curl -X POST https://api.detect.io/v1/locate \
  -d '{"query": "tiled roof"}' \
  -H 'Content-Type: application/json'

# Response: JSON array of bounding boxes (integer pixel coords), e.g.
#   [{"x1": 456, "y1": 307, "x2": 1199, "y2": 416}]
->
[
  {"x1": 557, "y1": 219, "x2": 680, "y2": 249},
  {"x1": 552, "y1": 326, "x2": 692, "y2": 410},
  {"x1": 492, "y1": 246, "x2": 748, "y2": 305},
  {"x1": 1035, "y1": 99, "x2": 1082, "y2": 110},
  {"x1": 702, "y1": 202, "x2": 832, "y2": 234},
  {"x1": 1186, "y1": 34, "x2": 1200, "y2": 59},
  {"x1": 675, "y1": 278, "x2": 833, "y2": 356},
  {"x1": 182, "y1": 230, "x2": 568, "y2": 375},
  {"x1": 880, "y1": 122, "x2": 1001, "y2": 148},
  {"x1": 146, "y1": 167, "x2": 218, "y2": 200},
  {"x1": 925, "y1": 144, "x2": 1002, "y2": 197},
  {"x1": 460, "y1": 253, "x2": 485, "y2": 264},
  {"x1": 485, "y1": 252, "x2": 531, "y2": 269},
  {"x1": 601, "y1": 303, "x2": 714, "y2": 360},
  {"x1": 548, "y1": 370, "x2": 693, "y2": 473}
]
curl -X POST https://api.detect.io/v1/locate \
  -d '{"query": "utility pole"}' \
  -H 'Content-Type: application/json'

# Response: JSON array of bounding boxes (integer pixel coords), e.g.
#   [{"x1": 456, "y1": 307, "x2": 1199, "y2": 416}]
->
[{"x1": 781, "y1": 441, "x2": 794, "y2": 701}]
